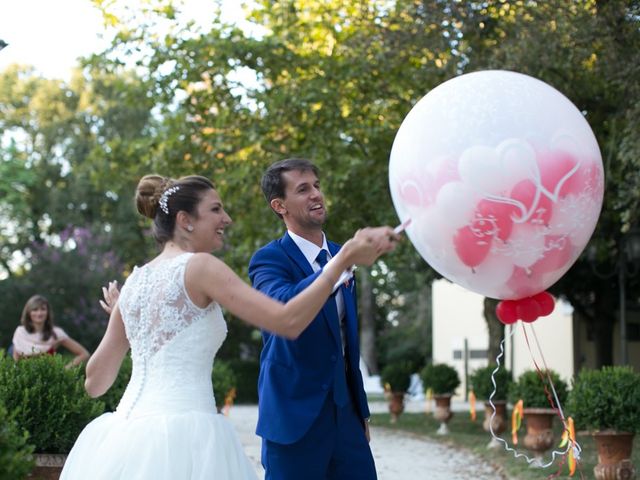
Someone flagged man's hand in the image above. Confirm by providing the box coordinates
[99,280,120,315]
[360,226,401,254]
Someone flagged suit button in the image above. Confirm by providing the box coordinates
[322,384,328,390]
[330,355,337,362]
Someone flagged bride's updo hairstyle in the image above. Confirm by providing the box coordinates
[135,174,215,245]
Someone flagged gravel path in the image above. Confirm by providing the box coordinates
[227,402,504,480]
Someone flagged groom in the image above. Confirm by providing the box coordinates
[248,158,376,479]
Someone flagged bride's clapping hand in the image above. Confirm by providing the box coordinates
[345,226,400,266]
[99,280,120,315]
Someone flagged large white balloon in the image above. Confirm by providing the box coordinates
[389,70,604,300]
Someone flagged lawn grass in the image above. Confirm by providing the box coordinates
[370,410,639,479]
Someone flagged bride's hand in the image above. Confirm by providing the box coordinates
[99,280,120,314]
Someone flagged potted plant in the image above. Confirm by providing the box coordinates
[380,361,413,423]
[509,369,568,463]
[212,359,237,413]
[0,354,104,479]
[420,363,460,434]
[470,365,512,448]
[567,366,640,480]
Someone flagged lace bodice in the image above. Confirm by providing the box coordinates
[116,253,227,418]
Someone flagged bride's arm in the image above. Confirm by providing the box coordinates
[188,256,337,339]
[187,227,397,338]
[84,304,130,398]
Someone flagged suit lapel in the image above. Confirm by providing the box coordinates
[280,232,315,277]
[279,233,342,347]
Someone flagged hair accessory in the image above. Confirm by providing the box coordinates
[159,186,180,215]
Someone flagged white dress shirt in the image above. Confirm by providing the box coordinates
[288,231,347,353]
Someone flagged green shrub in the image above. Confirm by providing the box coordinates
[567,366,640,433]
[227,359,259,404]
[212,359,237,410]
[420,363,460,395]
[469,365,512,401]
[0,402,34,480]
[509,369,568,409]
[99,354,133,413]
[381,361,413,393]
[0,354,104,453]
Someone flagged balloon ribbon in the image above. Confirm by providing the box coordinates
[469,389,476,421]
[559,416,577,476]
[511,399,524,445]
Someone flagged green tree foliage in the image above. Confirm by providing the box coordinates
[3,0,638,370]
[88,0,453,370]
[0,62,167,351]
[0,64,159,276]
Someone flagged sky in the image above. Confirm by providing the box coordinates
[0,0,245,80]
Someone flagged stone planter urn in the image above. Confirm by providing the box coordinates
[433,394,454,435]
[593,431,636,480]
[522,408,556,466]
[388,392,405,423]
[28,453,67,480]
[483,400,507,449]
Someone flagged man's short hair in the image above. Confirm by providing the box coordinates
[261,158,319,204]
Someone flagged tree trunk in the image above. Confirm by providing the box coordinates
[418,281,433,363]
[483,297,504,366]
[593,282,616,367]
[358,268,378,375]
[593,317,614,367]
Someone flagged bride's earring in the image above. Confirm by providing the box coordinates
[187,225,194,232]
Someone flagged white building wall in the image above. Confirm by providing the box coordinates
[432,279,486,398]
[432,279,574,399]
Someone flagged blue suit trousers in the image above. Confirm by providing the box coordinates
[262,393,376,480]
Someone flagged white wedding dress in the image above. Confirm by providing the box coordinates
[61,253,258,479]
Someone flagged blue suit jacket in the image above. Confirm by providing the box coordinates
[248,232,370,444]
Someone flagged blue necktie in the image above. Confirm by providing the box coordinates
[316,249,329,268]
[315,249,349,407]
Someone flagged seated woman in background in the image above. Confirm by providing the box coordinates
[12,294,90,368]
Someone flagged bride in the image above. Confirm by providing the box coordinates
[60,174,398,479]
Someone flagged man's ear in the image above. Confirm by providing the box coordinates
[270,198,287,216]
